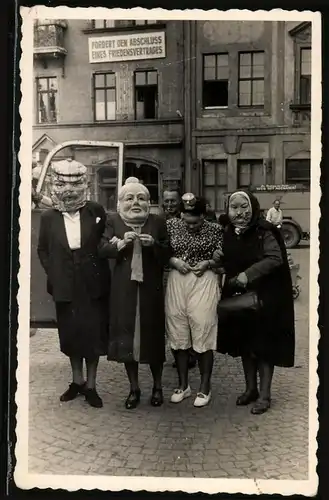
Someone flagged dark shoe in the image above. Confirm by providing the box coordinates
[85,388,103,408]
[60,382,86,402]
[236,389,259,406]
[125,389,141,409]
[251,398,271,415]
[150,388,163,407]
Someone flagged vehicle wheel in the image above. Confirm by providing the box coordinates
[292,287,300,300]
[282,222,301,249]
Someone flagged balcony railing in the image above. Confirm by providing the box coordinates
[34,20,68,58]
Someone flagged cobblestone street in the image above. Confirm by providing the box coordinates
[28,247,310,480]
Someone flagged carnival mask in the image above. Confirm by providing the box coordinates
[228,192,252,228]
[50,159,88,213]
[118,177,150,224]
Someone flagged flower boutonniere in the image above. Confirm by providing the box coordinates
[96,217,101,224]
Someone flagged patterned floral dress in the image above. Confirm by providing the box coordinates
[165,219,223,353]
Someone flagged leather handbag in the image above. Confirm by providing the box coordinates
[217,290,261,316]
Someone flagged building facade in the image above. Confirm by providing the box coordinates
[32,19,311,213]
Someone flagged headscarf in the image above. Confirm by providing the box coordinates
[50,159,88,212]
[117,178,150,283]
[228,190,254,235]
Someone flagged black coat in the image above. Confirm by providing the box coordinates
[37,201,111,302]
[218,192,295,367]
[99,213,171,364]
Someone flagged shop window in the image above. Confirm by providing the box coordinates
[238,52,265,107]
[202,160,228,211]
[300,48,311,105]
[203,54,229,108]
[285,159,310,187]
[237,160,265,189]
[93,72,116,121]
[124,161,159,204]
[134,70,158,120]
[36,77,58,124]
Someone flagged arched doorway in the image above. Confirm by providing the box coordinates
[124,160,160,205]
[95,158,161,210]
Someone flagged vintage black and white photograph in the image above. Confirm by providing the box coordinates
[16,6,321,495]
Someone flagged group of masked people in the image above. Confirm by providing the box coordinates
[36,159,295,416]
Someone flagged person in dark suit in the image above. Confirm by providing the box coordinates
[37,159,111,408]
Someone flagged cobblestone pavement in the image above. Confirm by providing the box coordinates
[28,247,310,480]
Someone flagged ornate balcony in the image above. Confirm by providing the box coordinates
[34,20,68,71]
[289,103,311,128]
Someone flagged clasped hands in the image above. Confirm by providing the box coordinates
[123,231,154,247]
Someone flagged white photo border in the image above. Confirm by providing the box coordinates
[15,6,321,496]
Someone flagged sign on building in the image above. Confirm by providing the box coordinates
[88,31,166,63]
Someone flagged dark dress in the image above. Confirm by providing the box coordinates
[217,192,295,368]
[99,213,171,364]
[37,201,111,358]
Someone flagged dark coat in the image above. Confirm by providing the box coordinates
[99,213,172,364]
[37,201,111,302]
[218,191,295,367]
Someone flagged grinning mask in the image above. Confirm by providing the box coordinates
[50,159,88,213]
[118,177,150,225]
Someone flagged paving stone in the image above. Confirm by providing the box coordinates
[28,248,310,479]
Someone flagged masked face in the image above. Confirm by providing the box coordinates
[228,193,252,228]
[119,188,150,223]
[50,173,88,212]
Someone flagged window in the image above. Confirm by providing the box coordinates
[238,52,265,107]
[93,20,115,29]
[93,73,116,121]
[203,54,229,108]
[36,77,58,124]
[93,20,157,28]
[300,48,311,104]
[124,162,159,204]
[134,71,158,120]
[285,159,310,187]
[202,160,228,211]
[237,160,265,189]
[96,164,118,211]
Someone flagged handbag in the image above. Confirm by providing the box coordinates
[217,289,261,317]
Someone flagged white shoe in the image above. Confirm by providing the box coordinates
[170,386,192,403]
[194,392,212,407]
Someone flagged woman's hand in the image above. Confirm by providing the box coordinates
[172,258,191,275]
[236,272,248,287]
[139,234,154,247]
[191,260,210,277]
[123,231,137,245]
[213,249,223,263]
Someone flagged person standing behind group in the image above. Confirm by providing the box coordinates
[215,191,295,415]
[99,178,171,410]
[37,160,111,408]
[266,200,283,229]
[166,194,223,408]
[162,189,198,370]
